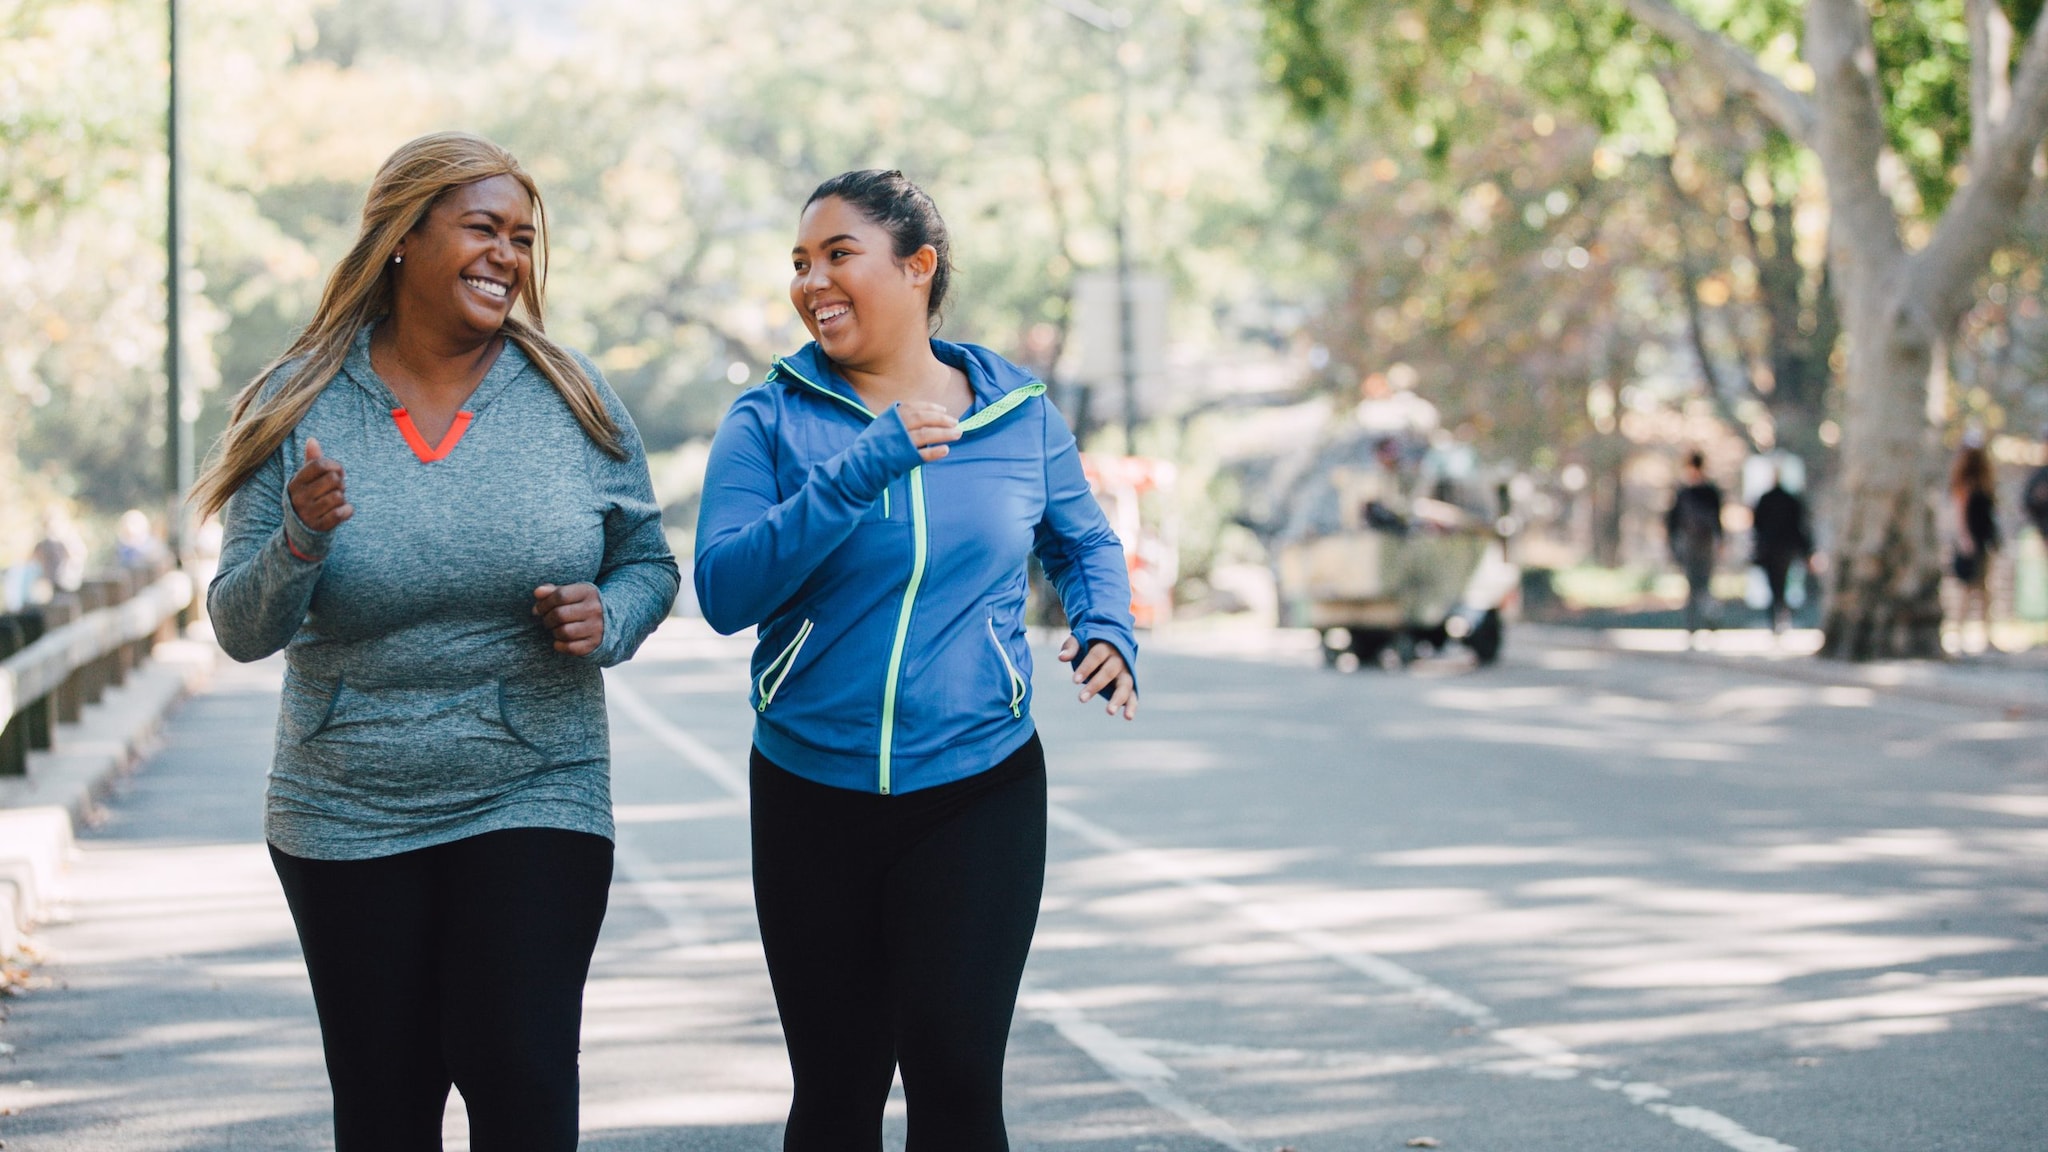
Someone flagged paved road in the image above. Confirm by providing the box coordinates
[2,623,2044,1150]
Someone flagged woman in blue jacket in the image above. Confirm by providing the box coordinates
[695,169,1138,1150]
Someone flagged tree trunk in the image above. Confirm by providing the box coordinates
[1818,288,1947,659]
[1622,0,2048,660]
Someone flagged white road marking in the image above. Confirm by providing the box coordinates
[608,676,749,802]
[607,677,1250,1149]
[609,672,1801,1152]
[1047,804,1498,1023]
[1046,802,1805,1152]
[1021,987,1257,1152]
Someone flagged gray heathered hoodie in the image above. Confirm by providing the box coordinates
[209,324,679,860]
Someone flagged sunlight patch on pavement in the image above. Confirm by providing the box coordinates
[1932,791,2048,819]
[1022,986,1258,1152]
[613,799,748,824]
[1370,844,1651,868]
[1551,976,2048,1052]
[582,1089,791,1128]
[1046,803,1817,1152]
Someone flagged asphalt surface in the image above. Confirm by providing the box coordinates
[1,622,2043,1150]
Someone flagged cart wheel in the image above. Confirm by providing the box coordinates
[1350,629,1391,666]
[1466,609,1504,666]
[1389,630,1418,668]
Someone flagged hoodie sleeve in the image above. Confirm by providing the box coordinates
[207,435,332,664]
[1031,400,1139,689]
[694,389,926,635]
[577,358,681,668]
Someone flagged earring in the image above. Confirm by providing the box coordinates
[393,254,403,264]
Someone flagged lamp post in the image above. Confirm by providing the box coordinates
[1042,0,1138,452]
[164,0,190,557]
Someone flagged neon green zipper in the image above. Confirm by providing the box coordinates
[877,466,927,794]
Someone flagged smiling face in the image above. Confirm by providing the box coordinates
[789,195,935,369]
[392,174,534,340]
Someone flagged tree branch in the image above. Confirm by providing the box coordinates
[1620,0,1818,145]
[1914,6,2048,336]
[1658,154,1764,453]
[1968,0,2016,163]
[1805,0,1908,312]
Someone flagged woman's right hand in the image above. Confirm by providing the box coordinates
[899,401,961,463]
[288,438,354,532]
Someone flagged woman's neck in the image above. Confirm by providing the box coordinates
[836,336,951,413]
[375,314,500,399]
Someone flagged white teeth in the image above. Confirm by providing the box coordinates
[815,305,849,322]
[464,277,509,299]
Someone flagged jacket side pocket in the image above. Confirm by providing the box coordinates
[756,618,815,713]
[986,616,1026,719]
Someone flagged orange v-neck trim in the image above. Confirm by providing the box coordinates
[392,408,473,463]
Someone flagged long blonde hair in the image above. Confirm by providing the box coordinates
[191,131,622,519]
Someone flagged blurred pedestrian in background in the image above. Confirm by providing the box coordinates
[193,131,677,1151]
[1950,437,2001,650]
[114,509,168,572]
[1666,449,1724,637]
[32,507,86,599]
[2025,425,2048,543]
[2023,425,2048,647]
[1750,469,1812,634]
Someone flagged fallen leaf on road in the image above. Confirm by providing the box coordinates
[1407,1139,1443,1148]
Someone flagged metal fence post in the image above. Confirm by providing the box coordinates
[77,582,110,705]
[47,594,83,724]
[0,616,27,776]
[113,570,140,679]
[16,610,53,751]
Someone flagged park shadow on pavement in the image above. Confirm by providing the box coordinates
[2,626,2044,1150]
[0,659,333,1150]
[1017,639,2048,1151]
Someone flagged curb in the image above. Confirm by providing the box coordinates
[1519,624,2048,717]
[0,639,215,960]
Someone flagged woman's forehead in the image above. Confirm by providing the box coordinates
[795,196,878,244]
[440,174,533,219]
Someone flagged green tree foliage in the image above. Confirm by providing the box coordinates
[1264,0,2037,211]
[4,0,1317,564]
[1,0,180,556]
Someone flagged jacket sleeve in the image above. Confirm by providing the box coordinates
[579,361,681,668]
[693,390,925,635]
[207,438,333,664]
[1031,401,1139,689]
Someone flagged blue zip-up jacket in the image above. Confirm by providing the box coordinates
[694,339,1137,795]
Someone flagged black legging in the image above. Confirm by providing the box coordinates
[751,733,1048,1152]
[270,827,613,1152]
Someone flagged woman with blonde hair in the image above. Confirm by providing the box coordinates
[196,131,677,1149]
[1949,438,2001,649]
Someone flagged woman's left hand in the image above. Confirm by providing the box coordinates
[534,583,605,656]
[1057,636,1138,721]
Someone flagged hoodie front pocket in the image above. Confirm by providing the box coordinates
[756,619,815,713]
[986,616,1027,719]
[294,675,543,787]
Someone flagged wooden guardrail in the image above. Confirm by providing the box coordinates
[0,568,193,776]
